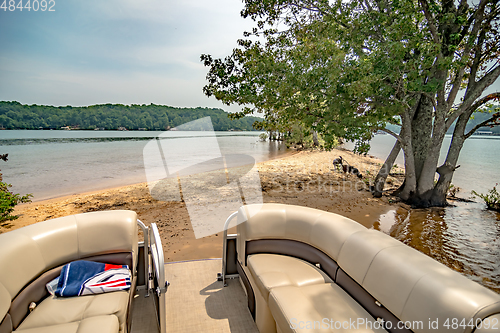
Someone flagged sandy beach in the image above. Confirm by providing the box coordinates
[6,149,403,262]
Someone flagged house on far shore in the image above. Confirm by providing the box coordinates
[61,126,71,130]
[476,131,493,135]
[118,127,128,131]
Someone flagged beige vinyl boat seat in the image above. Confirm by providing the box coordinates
[269,284,387,333]
[0,210,138,333]
[235,204,500,333]
[15,290,129,332]
[247,254,387,332]
[247,254,332,302]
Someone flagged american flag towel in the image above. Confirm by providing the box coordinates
[55,260,131,297]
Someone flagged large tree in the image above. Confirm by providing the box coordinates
[202,0,500,207]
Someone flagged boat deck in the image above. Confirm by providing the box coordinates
[131,259,258,333]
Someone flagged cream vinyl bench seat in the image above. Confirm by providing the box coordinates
[223,204,500,333]
[0,210,139,333]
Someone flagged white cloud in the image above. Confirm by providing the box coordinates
[0,54,241,112]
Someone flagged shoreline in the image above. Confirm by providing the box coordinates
[21,148,299,204]
[8,148,399,262]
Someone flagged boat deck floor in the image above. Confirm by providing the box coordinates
[131,259,259,333]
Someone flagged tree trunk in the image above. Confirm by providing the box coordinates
[415,93,449,202]
[415,128,447,202]
[430,113,467,205]
[397,114,418,201]
[399,143,418,201]
[410,96,433,181]
[312,130,319,146]
[394,95,445,206]
[373,140,401,197]
[393,93,452,206]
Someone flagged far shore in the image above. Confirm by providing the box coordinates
[8,149,402,262]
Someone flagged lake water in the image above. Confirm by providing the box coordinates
[0,130,288,201]
[352,134,500,195]
[346,134,500,293]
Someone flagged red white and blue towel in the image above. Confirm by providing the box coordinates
[54,260,131,297]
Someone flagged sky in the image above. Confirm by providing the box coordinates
[0,1,498,113]
[0,0,254,112]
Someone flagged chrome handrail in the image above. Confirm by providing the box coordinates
[150,223,166,293]
[150,223,167,333]
[221,211,238,286]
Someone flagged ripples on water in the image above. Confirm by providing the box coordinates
[0,134,262,146]
[376,202,500,293]
[0,130,289,201]
[352,134,500,293]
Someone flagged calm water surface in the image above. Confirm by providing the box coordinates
[350,135,500,293]
[0,130,288,201]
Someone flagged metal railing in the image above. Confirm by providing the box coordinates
[135,220,167,333]
[220,211,238,286]
[150,223,167,333]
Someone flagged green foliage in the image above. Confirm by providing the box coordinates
[472,185,500,211]
[258,133,268,141]
[447,184,460,198]
[0,102,262,132]
[0,171,32,222]
[201,0,438,152]
[202,0,500,206]
[284,123,334,149]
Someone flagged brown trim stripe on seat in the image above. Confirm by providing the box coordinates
[0,314,12,333]
[330,268,413,333]
[245,239,412,333]
[246,239,339,281]
[236,261,255,319]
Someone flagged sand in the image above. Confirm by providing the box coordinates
[5,148,404,262]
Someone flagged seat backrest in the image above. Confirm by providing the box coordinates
[0,210,138,323]
[236,203,366,266]
[237,203,500,333]
[338,228,500,333]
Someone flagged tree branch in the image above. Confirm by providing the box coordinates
[446,66,500,129]
[466,91,500,114]
[379,128,402,142]
[472,65,500,100]
[465,112,500,139]
[419,0,440,45]
[465,0,490,91]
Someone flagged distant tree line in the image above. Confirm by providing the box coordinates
[0,101,262,131]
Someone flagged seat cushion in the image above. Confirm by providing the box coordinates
[15,315,119,333]
[16,291,129,332]
[269,284,388,333]
[247,254,332,302]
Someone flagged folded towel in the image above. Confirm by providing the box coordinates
[54,260,131,297]
[46,276,59,296]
